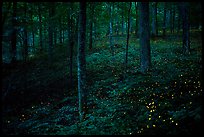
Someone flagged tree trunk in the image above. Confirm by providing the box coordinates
[38,4,43,51]
[155,2,158,36]
[62,29,65,43]
[135,2,138,36]
[180,2,190,54]
[11,2,17,63]
[78,1,87,122]
[172,4,175,33]
[69,2,73,90]
[129,9,133,34]
[23,3,28,62]
[115,3,119,36]
[109,3,114,57]
[48,3,54,61]
[30,4,35,52]
[139,2,151,73]
[163,2,167,37]
[59,16,63,44]
[53,3,57,46]
[89,3,94,50]
[125,2,132,70]
[121,3,124,35]
[151,2,157,37]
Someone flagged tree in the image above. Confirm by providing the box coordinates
[48,3,54,61]
[163,2,167,37]
[179,2,190,54]
[125,2,131,70]
[23,2,28,62]
[109,3,114,57]
[121,2,125,35]
[171,4,175,33]
[38,3,43,51]
[151,2,157,37]
[69,2,74,91]
[78,1,87,122]
[89,2,95,50]
[115,2,119,36]
[59,15,63,44]
[138,2,151,73]
[53,4,57,47]
[30,4,35,52]
[11,2,17,63]
[135,2,139,36]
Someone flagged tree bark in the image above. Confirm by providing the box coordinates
[121,3,124,35]
[125,2,132,70]
[163,2,167,37]
[135,2,138,36]
[172,4,175,34]
[48,3,54,61]
[89,3,94,50]
[11,2,17,63]
[179,2,190,54]
[23,3,28,62]
[139,2,151,73]
[78,1,87,122]
[30,4,35,52]
[59,16,63,44]
[53,3,57,46]
[151,2,157,37]
[109,3,114,57]
[38,4,43,51]
[69,2,74,90]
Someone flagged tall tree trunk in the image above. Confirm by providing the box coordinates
[11,2,17,63]
[59,16,63,44]
[172,4,175,34]
[109,3,114,57]
[53,3,57,47]
[23,3,28,62]
[78,1,87,122]
[155,2,158,36]
[125,2,132,70]
[48,3,54,61]
[179,2,190,54]
[30,4,35,52]
[69,2,73,90]
[32,29,35,52]
[163,2,167,37]
[38,4,43,51]
[121,3,124,35]
[135,2,138,36]
[129,7,133,34]
[139,2,151,73]
[151,2,157,37]
[115,3,119,36]
[89,3,94,50]
[170,6,173,34]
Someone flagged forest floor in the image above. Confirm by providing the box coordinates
[2,30,203,135]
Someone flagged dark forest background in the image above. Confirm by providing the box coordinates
[2,2,202,135]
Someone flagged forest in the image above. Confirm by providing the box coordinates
[1,1,203,135]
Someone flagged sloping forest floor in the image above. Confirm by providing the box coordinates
[2,30,203,135]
